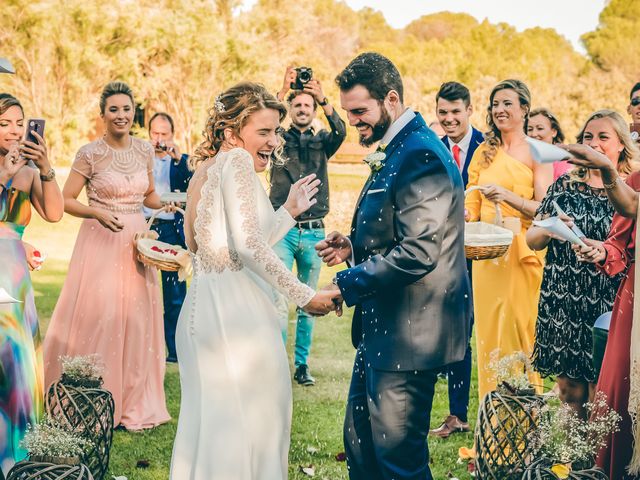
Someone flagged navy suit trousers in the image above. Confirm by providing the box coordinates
[151,221,187,359]
[344,344,438,480]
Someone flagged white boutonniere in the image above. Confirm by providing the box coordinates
[363,143,387,172]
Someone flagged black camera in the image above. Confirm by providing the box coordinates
[290,67,313,90]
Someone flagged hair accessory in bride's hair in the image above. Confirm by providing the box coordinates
[214,94,226,113]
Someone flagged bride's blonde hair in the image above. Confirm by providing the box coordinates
[191,82,287,171]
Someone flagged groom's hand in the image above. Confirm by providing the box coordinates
[316,231,352,266]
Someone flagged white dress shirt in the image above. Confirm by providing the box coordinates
[143,154,174,220]
[448,126,473,173]
[380,108,416,147]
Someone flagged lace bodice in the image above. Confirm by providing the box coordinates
[72,138,153,214]
[191,148,314,308]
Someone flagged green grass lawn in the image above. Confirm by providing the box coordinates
[24,170,477,479]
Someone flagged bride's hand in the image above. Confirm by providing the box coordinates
[303,289,339,316]
[283,174,320,218]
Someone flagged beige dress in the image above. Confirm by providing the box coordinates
[43,137,170,430]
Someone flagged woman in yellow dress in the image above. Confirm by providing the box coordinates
[465,79,553,400]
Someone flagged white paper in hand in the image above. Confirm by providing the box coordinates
[533,216,588,247]
[0,287,21,304]
[552,200,586,238]
[527,137,570,164]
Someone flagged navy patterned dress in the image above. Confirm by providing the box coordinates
[532,174,622,383]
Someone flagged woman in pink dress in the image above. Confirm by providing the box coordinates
[527,107,570,180]
[43,82,171,430]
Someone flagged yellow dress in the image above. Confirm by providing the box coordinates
[465,144,544,400]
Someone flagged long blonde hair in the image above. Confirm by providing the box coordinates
[191,82,287,171]
[482,79,531,167]
[570,109,640,182]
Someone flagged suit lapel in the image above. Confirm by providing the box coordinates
[349,114,426,234]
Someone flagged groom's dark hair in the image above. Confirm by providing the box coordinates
[335,52,404,103]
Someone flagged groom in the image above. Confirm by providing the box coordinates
[316,52,471,479]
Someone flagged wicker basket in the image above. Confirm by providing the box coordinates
[136,207,187,272]
[464,187,514,260]
[522,458,608,479]
[45,380,114,480]
[474,388,547,479]
[6,460,94,480]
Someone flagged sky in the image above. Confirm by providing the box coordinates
[241,0,605,53]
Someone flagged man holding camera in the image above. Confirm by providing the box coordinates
[271,66,346,386]
[143,112,192,363]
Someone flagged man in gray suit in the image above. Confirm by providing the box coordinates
[316,52,471,480]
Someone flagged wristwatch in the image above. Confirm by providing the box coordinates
[318,97,329,106]
[40,168,56,182]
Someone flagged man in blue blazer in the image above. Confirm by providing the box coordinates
[144,112,192,363]
[317,53,471,480]
[430,82,484,439]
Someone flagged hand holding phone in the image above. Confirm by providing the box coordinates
[20,119,50,172]
[25,119,45,145]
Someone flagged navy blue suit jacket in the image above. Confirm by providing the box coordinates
[169,154,192,244]
[336,113,472,371]
[441,127,484,187]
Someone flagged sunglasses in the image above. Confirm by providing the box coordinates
[631,97,640,107]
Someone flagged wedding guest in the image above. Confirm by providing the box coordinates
[43,82,172,431]
[143,112,192,363]
[428,120,446,137]
[465,79,553,400]
[0,93,63,474]
[527,107,569,179]
[430,81,483,439]
[628,82,640,126]
[271,67,346,386]
[527,110,634,418]
[567,136,640,479]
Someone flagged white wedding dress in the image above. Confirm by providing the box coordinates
[170,148,315,480]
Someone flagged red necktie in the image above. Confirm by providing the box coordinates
[452,144,461,168]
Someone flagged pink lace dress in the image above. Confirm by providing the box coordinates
[43,137,170,430]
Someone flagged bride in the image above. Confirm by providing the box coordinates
[170,82,340,479]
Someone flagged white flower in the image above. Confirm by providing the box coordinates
[21,417,91,458]
[60,354,104,382]
[363,151,386,172]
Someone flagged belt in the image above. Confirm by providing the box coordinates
[150,218,175,225]
[296,219,324,229]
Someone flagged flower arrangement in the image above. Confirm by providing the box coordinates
[488,350,533,394]
[60,354,104,387]
[529,392,620,472]
[21,417,91,459]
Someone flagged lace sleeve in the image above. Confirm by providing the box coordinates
[221,149,315,307]
[265,206,296,246]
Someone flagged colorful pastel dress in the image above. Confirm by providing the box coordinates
[43,138,170,430]
[0,179,43,475]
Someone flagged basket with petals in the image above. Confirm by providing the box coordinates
[135,208,192,279]
[464,187,514,260]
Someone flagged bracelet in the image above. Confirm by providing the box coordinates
[40,168,56,182]
[603,175,619,190]
[318,97,329,106]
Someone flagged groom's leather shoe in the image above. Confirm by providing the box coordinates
[429,415,470,439]
[294,365,315,386]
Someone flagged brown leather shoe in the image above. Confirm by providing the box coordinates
[429,415,470,439]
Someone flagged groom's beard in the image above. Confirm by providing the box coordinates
[358,106,392,147]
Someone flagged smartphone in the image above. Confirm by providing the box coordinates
[630,123,640,143]
[25,118,45,145]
